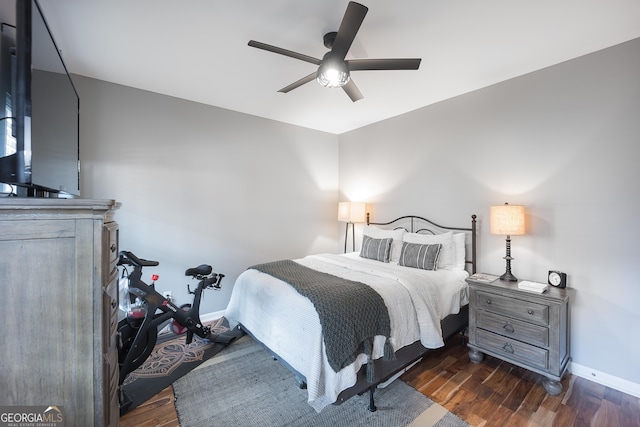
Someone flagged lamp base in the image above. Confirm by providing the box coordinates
[500,235,518,281]
[499,271,518,282]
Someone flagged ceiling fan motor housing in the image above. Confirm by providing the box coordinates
[323,32,338,49]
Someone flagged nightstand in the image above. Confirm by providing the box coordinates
[466,276,574,395]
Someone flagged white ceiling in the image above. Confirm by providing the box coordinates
[38,0,640,135]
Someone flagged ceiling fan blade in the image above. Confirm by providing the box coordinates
[248,40,321,66]
[347,58,422,71]
[342,79,363,102]
[331,2,368,60]
[278,72,317,93]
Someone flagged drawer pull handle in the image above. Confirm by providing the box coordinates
[110,244,117,253]
[503,322,515,333]
[502,342,514,354]
[527,309,534,315]
[111,299,117,309]
[486,299,492,305]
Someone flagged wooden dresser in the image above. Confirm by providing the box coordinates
[466,277,573,395]
[0,198,120,426]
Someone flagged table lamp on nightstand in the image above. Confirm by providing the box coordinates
[490,202,525,281]
[338,201,366,253]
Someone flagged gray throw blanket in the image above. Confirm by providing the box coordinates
[249,259,395,381]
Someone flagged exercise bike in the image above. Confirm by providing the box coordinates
[117,251,235,410]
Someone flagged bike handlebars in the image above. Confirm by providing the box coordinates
[118,251,159,267]
[203,275,224,289]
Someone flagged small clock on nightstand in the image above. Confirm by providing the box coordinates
[548,270,567,288]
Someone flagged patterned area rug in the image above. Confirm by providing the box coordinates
[119,317,243,415]
[173,335,470,427]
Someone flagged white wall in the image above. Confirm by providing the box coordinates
[338,39,640,392]
[75,76,340,313]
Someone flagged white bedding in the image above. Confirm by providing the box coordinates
[224,252,469,412]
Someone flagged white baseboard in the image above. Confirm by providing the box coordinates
[570,362,640,398]
[201,310,225,323]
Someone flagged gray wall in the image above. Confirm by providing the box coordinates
[339,38,640,389]
[76,38,639,394]
[75,76,339,313]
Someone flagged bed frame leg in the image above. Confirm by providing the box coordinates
[294,376,307,389]
[368,386,377,412]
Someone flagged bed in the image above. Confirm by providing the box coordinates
[225,213,477,412]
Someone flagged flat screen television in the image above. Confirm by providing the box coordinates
[0,0,80,197]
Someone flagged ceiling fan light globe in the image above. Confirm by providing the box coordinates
[317,69,350,88]
[316,60,350,88]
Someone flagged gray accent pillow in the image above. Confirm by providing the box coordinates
[359,236,393,263]
[398,242,442,270]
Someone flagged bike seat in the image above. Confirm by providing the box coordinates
[185,264,212,277]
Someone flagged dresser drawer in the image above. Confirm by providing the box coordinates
[477,290,549,326]
[477,311,549,347]
[103,275,119,353]
[104,221,119,270]
[476,329,549,370]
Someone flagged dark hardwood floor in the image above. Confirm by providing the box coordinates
[402,336,640,426]
[120,386,179,427]
[120,335,640,426]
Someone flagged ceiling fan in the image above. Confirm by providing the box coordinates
[248,1,421,102]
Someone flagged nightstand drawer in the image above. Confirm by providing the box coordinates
[477,311,549,347]
[477,290,549,325]
[476,329,548,370]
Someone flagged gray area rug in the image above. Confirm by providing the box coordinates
[173,335,470,427]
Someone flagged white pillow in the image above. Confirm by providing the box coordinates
[363,225,405,263]
[453,233,466,270]
[403,231,454,270]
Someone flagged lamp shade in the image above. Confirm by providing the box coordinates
[338,202,366,223]
[490,204,525,236]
